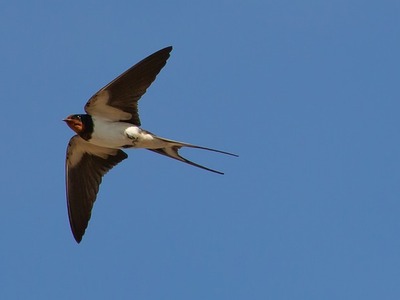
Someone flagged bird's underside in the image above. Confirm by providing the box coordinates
[64,46,237,243]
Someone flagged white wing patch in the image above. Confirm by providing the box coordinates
[85,90,132,122]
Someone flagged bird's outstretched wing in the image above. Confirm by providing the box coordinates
[65,135,128,243]
[84,46,173,126]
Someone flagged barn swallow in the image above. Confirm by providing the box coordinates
[64,46,237,243]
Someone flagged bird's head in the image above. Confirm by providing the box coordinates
[63,114,85,134]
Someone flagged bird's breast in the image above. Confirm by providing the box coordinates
[89,118,133,149]
[89,118,166,149]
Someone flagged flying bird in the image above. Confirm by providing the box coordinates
[64,46,237,243]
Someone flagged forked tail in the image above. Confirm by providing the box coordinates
[147,137,238,175]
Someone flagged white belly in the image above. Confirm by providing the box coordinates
[89,117,166,149]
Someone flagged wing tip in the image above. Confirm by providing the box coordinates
[70,223,85,243]
[74,235,83,244]
[153,46,173,57]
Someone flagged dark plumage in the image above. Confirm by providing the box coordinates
[64,46,237,243]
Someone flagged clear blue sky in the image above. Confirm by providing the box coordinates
[1,1,399,299]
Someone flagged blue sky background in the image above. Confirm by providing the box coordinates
[1,1,399,299]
